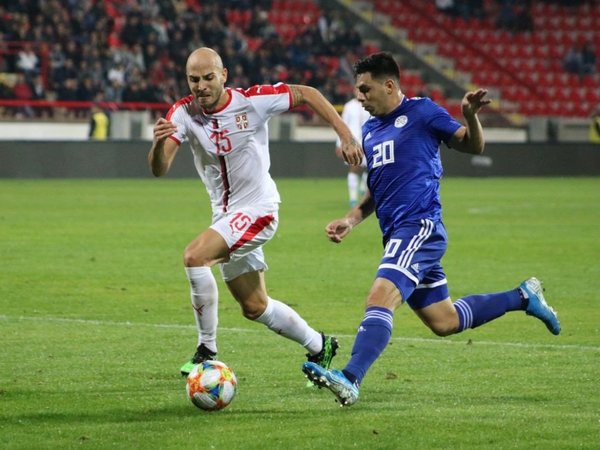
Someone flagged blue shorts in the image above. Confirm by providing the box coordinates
[376,219,449,310]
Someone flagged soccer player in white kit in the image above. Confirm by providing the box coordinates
[148,47,363,376]
[335,97,370,207]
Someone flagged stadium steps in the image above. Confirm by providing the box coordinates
[333,0,599,121]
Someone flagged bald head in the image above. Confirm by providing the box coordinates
[187,47,224,72]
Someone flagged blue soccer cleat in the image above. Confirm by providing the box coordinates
[520,277,561,335]
[302,362,359,406]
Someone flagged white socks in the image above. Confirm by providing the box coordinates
[184,269,322,356]
[348,172,360,203]
[360,171,367,196]
[255,297,323,355]
[348,172,368,203]
[185,266,219,353]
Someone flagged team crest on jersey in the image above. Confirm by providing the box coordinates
[235,113,249,130]
[395,115,408,128]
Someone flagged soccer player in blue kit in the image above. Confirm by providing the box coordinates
[303,52,561,407]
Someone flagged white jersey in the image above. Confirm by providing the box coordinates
[167,84,292,213]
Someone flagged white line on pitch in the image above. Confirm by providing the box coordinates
[1,314,598,352]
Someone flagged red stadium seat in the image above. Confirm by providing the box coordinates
[388,0,600,118]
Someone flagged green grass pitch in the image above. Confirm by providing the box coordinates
[1,177,598,449]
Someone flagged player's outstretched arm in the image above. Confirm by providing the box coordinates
[449,88,491,155]
[326,189,375,243]
[288,84,364,166]
[148,118,180,177]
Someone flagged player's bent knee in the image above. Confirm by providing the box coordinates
[426,318,460,337]
[183,247,210,267]
[240,303,265,320]
[233,292,268,321]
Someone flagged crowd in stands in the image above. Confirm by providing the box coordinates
[436,0,595,33]
[0,0,365,119]
[434,0,599,116]
[563,40,598,78]
[0,0,598,122]
[438,0,598,79]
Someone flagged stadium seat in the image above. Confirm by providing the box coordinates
[372,0,600,118]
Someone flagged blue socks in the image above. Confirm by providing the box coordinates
[454,288,525,331]
[342,289,525,384]
[343,306,394,385]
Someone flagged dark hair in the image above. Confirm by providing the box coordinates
[353,52,400,82]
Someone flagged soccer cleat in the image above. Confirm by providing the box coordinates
[302,362,359,406]
[180,343,217,376]
[305,334,339,387]
[306,334,339,369]
[519,277,561,335]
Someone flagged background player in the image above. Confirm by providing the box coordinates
[148,47,363,376]
[303,52,560,406]
[335,95,370,207]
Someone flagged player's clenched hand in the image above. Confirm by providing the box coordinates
[340,138,364,167]
[325,218,353,243]
[153,118,178,142]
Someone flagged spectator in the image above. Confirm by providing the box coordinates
[495,2,516,31]
[581,40,597,75]
[436,0,458,16]
[0,78,13,108]
[16,42,39,80]
[514,5,533,32]
[0,42,8,73]
[120,11,145,46]
[104,78,124,103]
[122,80,145,103]
[563,45,584,75]
[51,58,78,90]
[142,42,160,70]
[149,15,169,46]
[88,103,110,140]
[29,73,52,118]
[85,60,106,91]
[49,42,66,79]
[247,7,275,39]
[12,73,34,118]
[107,61,126,87]
[138,79,162,103]
[76,77,98,103]
[56,78,79,101]
[458,0,487,20]
[63,41,81,65]
[563,41,596,78]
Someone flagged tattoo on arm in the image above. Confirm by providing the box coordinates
[289,85,304,108]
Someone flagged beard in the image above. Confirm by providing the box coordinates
[196,86,224,112]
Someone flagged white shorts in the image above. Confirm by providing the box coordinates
[210,205,279,281]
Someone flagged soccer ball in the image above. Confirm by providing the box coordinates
[186,360,237,411]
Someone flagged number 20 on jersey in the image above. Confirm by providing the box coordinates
[372,140,395,168]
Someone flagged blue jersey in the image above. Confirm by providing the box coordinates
[362,96,462,243]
